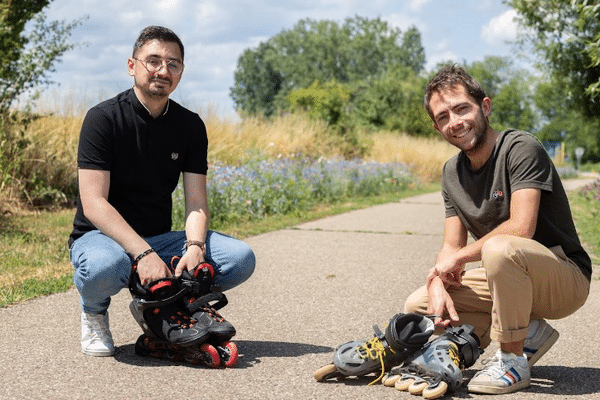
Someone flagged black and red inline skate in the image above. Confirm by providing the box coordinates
[129,258,238,368]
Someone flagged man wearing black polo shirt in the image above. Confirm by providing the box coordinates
[69,26,255,356]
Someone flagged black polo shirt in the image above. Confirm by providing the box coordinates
[68,88,208,247]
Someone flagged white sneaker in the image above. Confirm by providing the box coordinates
[468,350,530,394]
[523,319,559,367]
[81,311,115,356]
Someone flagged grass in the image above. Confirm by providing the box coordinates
[0,209,74,306]
[569,179,600,272]
[0,183,438,308]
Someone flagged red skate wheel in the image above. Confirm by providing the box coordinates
[199,343,220,368]
[219,341,239,368]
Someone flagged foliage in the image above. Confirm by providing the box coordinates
[0,1,85,114]
[507,0,600,161]
[230,16,425,117]
[462,56,537,133]
[573,0,600,100]
[287,80,351,126]
[172,156,417,231]
[0,208,73,307]
[351,66,432,135]
[571,179,600,272]
[0,1,84,209]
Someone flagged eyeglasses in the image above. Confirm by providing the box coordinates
[133,57,184,76]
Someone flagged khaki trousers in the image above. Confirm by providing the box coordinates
[404,235,590,348]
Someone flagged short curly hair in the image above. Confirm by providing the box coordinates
[423,65,486,120]
[132,25,184,61]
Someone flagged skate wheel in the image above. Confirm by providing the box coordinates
[313,363,342,381]
[218,341,239,368]
[199,343,220,368]
[134,335,155,356]
[395,375,415,391]
[408,379,428,395]
[381,373,400,387]
[422,381,448,400]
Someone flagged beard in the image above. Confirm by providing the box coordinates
[456,109,489,154]
[135,75,173,98]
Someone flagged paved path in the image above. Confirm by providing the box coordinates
[1,178,598,400]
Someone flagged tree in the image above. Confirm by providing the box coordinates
[231,16,425,116]
[465,57,537,133]
[0,0,85,208]
[0,0,85,115]
[574,0,600,99]
[507,0,600,161]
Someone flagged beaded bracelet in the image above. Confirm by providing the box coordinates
[132,248,155,266]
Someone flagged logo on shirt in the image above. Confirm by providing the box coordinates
[492,190,504,199]
[171,152,179,160]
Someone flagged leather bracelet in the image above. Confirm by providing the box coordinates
[186,240,205,251]
[132,248,155,266]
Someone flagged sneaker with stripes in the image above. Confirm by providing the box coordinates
[524,319,559,367]
[468,350,530,394]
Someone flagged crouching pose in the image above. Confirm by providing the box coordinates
[314,65,591,397]
[404,65,591,395]
[68,26,255,363]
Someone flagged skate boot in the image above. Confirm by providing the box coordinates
[178,258,239,368]
[128,272,210,346]
[129,270,223,368]
[385,324,482,400]
[313,313,435,384]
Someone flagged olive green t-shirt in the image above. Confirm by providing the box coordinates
[442,129,591,281]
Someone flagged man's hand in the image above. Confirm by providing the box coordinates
[431,256,464,289]
[136,252,172,286]
[427,275,460,328]
[173,245,205,277]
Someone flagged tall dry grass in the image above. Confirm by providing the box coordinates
[201,106,456,181]
[368,131,458,182]
[13,106,456,210]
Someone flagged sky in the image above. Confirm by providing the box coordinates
[38,0,523,117]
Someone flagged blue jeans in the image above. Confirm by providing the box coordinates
[70,230,255,314]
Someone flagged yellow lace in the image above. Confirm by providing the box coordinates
[357,336,396,385]
[448,342,463,369]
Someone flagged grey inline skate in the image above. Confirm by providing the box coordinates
[313,313,435,384]
[382,324,482,399]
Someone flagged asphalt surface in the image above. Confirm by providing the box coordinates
[1,176,599,400]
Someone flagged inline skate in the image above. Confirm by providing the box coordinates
[382,324,482,399]
[129,258,238,368]
[313,313,435,384]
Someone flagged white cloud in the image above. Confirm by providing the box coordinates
[481,9,518,45]
[38,0,529,116]
[408,0,432,12]
[386,12,424,32]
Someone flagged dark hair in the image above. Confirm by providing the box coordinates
[132,26,184,61]
[423,65,486,120]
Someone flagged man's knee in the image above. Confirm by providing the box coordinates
[481,235,523,277]
[74,247,131,291]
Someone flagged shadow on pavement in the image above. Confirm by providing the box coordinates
[113,339,333,369]
[526,366,600,396]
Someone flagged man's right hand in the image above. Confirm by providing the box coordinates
[135,252,172,286]
[427,275,460,328]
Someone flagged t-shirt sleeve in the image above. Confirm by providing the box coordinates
[77,107,114,171]
[181,114,208,175]
[507,134,553,193]
[441,160,458,218]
